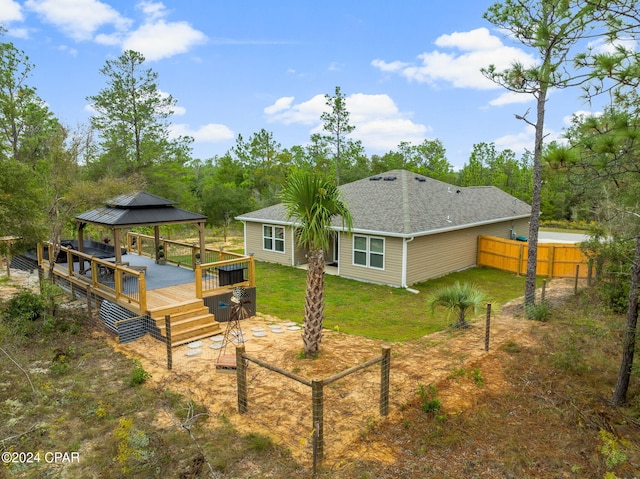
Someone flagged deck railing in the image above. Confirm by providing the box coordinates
[126,232,250,270]
[40,235,254,312]
[38,243,147,313]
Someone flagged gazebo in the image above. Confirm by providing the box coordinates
[74,192,207,264]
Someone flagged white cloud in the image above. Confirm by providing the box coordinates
[137,0,166,22]
[372,27,537,90]
[493,124,562,154]
[263,97,294,115]
[489,91,535,107]
[0,0,23,23]
[170,123,235,143]
[562,109,603,126]
[265,92,429,153]
[493,125,535,154]
[122,19,207,61]
[25,0,131,41]
[24,0,206,60]
[264,94,326,125]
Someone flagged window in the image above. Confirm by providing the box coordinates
[353,235,384,269]
[263,225,285,252]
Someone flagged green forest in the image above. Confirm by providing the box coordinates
[1,23,630,250]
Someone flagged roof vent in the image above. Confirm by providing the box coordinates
[369,176,382,181]
[415,176,426,182]
[383,176,397,181]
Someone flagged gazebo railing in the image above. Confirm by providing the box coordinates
[126,232,250,270]
[38,243,147,313]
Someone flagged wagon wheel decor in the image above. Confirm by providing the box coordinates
[215,287,252,370]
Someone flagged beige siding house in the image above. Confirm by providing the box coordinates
[237,169,531,288]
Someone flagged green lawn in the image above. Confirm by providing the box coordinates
[254,262,543,342]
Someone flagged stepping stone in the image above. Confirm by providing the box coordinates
[287,326,301,331]
[251,327,266,332]
[188,341,204,348]
[268,324,282,329]
[232,337,247,344]
[210,343,224,350]
[282,321,296,327]
[185,349,202,356]
[253,331,268,338]
[271,328,284,334]
[211,335,224,342]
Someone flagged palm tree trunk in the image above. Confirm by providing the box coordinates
[303,249,325,357]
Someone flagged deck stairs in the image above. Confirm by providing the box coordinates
[148,298,221,347]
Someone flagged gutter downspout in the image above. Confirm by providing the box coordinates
[402,236,415,289]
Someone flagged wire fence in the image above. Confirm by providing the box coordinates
[236,345,391,470]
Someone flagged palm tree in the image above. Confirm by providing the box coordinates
[430,282,487,329]
[281,171,353,357]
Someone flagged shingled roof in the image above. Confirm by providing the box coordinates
[75,191,206,228]
[237,169,531,238]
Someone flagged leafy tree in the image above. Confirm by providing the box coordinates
[559,106,640,405]
[86,50,193,195]
[458,142,533,201]
[430,282,488,329]
[482,0,622,309]
[0,38,57,167]
[280,171,353,357]
[321,86,356,185]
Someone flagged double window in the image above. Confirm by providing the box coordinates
[353,235,384,269]
[263,225,285,252]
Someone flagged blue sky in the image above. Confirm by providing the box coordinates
[1,0,607,169]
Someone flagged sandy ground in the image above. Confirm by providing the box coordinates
[1,266,579,465]
[112,278,579,465]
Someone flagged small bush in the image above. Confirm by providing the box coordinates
[417,383,441,415]
[245,432,274,452]
[5,290,45,322]
[525,301,551,321]
[128,360,151,387]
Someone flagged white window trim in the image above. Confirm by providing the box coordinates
[262,224,286,253]
[352,234,385,270]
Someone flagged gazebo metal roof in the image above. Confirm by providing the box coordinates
[75,192,206,228]
[74,191,208,264]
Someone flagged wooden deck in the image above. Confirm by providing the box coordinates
[146,282,201,310]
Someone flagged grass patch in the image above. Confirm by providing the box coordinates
[256,262,541,341]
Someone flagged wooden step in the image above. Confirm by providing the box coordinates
[158,314,215,335]
[148,299,206,320]
[170,323,222,346]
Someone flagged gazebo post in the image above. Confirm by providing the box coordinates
[198,222,206,263]
[77,223,86,273]
[113,228,122,264]
[154,226,161,261]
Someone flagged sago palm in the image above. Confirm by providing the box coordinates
[281,171,352,357]
[430,282,487,329]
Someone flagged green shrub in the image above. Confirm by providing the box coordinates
[128,360,151,387]
[525,301,551,321]
[417,383,441,415]
[5,290,45,322]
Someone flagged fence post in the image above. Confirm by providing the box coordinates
[86,286,92,316]
[575,264,580,295]
[541,279,547,303]
[312,379,324,466]
[380,346,391,417]
[165,314,172,370]
[484,303,492,352]
[236,345,248,414]
[587,259,593,287]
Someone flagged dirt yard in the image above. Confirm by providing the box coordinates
[0,265,579,467]
[108,277,578,465]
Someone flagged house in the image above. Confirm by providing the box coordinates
[236,169,531,288]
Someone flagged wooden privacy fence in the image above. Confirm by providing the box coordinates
[235,345,391,470]
[477,235,593,279]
